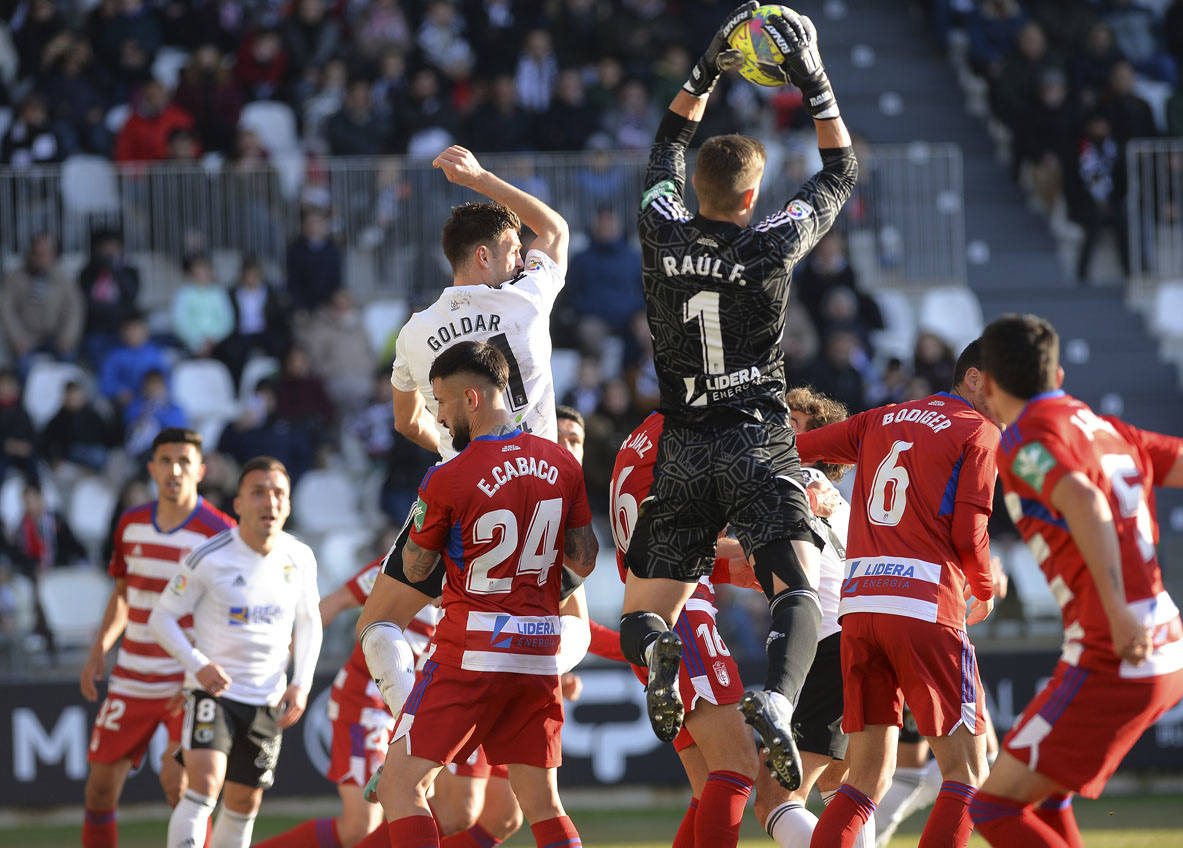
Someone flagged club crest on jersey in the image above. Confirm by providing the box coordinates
[713,661,730,686]
[412,496,427,531]
[1013,441,1057,491]
[282,561,296,583]
[787,199,814,220]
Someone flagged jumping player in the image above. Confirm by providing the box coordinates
[970,313,1183,847]
[375,340,597,848]
[800,342,1000,848]
[79,428,235,848]
[618,2,857,795]
[150,457,322,848]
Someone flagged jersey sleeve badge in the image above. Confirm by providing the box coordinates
[412,495,428,531]
[642,179,677,210]
[1012,441,1057,491]
[787,199,815,220]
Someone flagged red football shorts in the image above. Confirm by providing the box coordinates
[88,693,184,766]
[393,660,562,769]
[452,745,510,780]
[325,692,394,786]
[631,601,745,753]
[840,612,984,737]
[1004,661,1183,797]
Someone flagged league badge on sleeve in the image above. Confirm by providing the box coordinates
[412,496,427,531]
[787,199,814,220]
[168,574,187,596]
[1013,441,1057,492]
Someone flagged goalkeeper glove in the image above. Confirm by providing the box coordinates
[763,12,840,119]
[684,1,759,97]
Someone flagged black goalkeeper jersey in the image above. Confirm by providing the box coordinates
[638,115,858,426]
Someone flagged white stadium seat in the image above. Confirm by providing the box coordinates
[1150,281,1183,341]
[0,473,63,536]
[239,101,300,156]
[151,47,190,91]
[1001,541,1060,620]
[870,288,917,362]
[172,359,239,424]
[917,285,984,355]
[239,355,279,404]
[363,299,409,356]
[68,476,118,547]
[37,566,111,649]
[316,528,375,593]
[550,349,581,403]
[61,155,120,218]
[291,469,365,535]
[23,360,89,430]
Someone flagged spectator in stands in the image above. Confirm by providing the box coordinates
[346,367,396,460]
[550,0,613,69]
[299,56,349,150]
[1067,112,1130,281]
[561,357,605,419]
[816,285,883,354]
[538,68,601,151]
[95,0,163,72]
[301,289,375,413]
[171,253,234,357]
[100,475,151,568]
[1025,0,1096,58]
[515,28,558,113]
[327,76,390,156]
[600,78,658,150]
[99,312,169,411]
[214,255,292,386]
[1169,0,1183,71]
[794,230,864,330]
[911,331,957,392]
[1012,68,1079,209]
[624,310,661,414]
[275,345,334,430]
[1104,0,1177,84]
[42,381,116,474]
[114,79,195,163]
[1069,21,1124,111]
[809,329,869,415]
[164,126,201,161]
[0,369,39,485]
[286,204,343,312]
[10,483,87,577]
[173,43,243,155]
[966,0,1028,79]
[218,377,312,482]
[379,427,437,520]
[991,20,1061,131]
[234,26,288,102]
[283,0,342,78]
[0,92,68,167]
[351,0,411,60]
[371,47,408,121]
[563,206,644,335]
[1168,66,1183,136]
[463,74,532,152]
[416,0,475,80]
[1100,60,1158,143]
[582,376,637,505]
[36,35,114,158]
[392,66,456,154]
[11,0,68,79]
[122,369,186,458]
[0,233,85,372]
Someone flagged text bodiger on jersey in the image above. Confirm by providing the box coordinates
[477,451,562,498]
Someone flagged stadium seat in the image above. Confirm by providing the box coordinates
[551,348,580,403]
[151,47,189,91]
[870,288,917,362]
[104,103,130,134]
[239,101,299,156]
[67,476,117,549]
[1150,281,1183,341]
[273,150,306,201]
[239,355,279,403]
[61,155,120,219]
[23,360,89,430]
[363,299,408,356]
[1000,541,1061,621]
[316,528,375,593]
[37,566,110,650]
[7,573,37,637]
[291,469,365,535]
[917,286,984,355]
[172,359,239,425]
[0,472,63,536]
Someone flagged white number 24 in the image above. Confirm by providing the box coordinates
[468,498,563,594]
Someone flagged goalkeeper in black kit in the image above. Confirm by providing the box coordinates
[618,0,858,795]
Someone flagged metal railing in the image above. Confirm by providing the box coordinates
[0,143,965,298]
[1127,139,1183,290]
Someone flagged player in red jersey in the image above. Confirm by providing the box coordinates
[969,314,1183,847]
[800,341,1000,848]
[79,428,235,848]
[610,410,759,848]
[374,340,597,848]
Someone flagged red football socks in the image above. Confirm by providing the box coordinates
[1036,794,1084,848]
[673,797,699,848]
[389,814,442,848]
[810,784,876,848]
[529,815,581,848]
[83,807,117,848]
[695,771,753,848]
[254,817,341,848]
[969,791,1071,847]
[919,781,975,848]
[354,825,394,848]
[440,823,501,848]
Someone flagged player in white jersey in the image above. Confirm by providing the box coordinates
[150,457,322,848]
[357,143,569,747]
[80,427,235,848]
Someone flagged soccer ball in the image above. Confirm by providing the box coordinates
[727,4,795,87]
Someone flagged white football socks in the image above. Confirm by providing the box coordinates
[211,807,256,848]
[168,789,215,848]
[765,801,818,847]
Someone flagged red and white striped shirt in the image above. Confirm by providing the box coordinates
[108,499,235,699]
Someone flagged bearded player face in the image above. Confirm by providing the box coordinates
[432,375,475,452]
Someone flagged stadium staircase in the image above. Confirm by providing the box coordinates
[799,0,1183,588]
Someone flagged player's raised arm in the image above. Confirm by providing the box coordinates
[392,385,441,454]
[433,145,569,272]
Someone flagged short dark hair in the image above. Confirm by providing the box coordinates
[151,427,203,457]
[440,202,521,271]
[979,313,1060,400]
[785,386,851,482]
[428,340,509,391]
[555,405,584,429]
[695,134,766,212]
[951,338,982,391]
[236,456,290,491]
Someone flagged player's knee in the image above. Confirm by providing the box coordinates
[753,538,815,597]
[433,788,482,835]
[481,798,524,841]
[84,770,120,810]
[619,610,668,667]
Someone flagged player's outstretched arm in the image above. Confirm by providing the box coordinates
[433,145,570,272]
[319,581,361,629]
[563,524,598,577]
[80,578,130,701]
[393,386,442,455]
[1050,471,1152,665]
